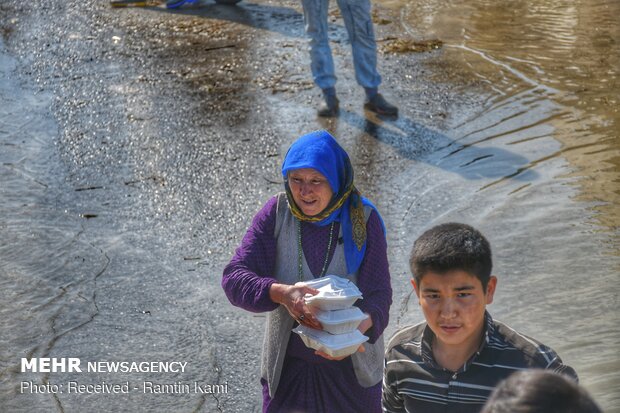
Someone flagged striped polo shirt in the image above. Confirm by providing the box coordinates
[382,312,577,413]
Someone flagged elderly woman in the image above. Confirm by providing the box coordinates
[222,130,392,412]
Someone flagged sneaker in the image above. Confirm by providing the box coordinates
[317,95,340,118]
[364,93,398,117]
[166,0,198,9]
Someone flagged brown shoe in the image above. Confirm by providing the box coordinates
[364,93,398,117]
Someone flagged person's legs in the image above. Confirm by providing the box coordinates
[337,0,398,116]
[301,0,336,91]
[336,0,380,89]
[301,0,340,116]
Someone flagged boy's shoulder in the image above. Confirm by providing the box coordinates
[488,317,577,379]
[385,321,427,356]
[491,318,553,361]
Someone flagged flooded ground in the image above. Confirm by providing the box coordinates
[0,0,618,412]
[395,0,619,234]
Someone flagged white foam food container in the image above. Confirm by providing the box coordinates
[315,307,369,335]
[303,275,363,310]
[293,325,369,358]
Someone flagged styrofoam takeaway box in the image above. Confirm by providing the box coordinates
[293,325,369,358]
[315,307,368,335]
[303,275,363,310]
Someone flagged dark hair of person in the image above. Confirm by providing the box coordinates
[409,222,492,290]
[481,370,602,413]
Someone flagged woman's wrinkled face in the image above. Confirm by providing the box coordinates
[288,168,334,217]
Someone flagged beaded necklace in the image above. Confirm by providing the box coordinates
[297,220,335,282]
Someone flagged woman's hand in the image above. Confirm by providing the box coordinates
[269,282,322,330]
[357,312,373,335]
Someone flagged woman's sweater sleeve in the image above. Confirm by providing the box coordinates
[356,209,392,343]
[221,196,280,313]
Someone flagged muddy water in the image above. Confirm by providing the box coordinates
[393,0,619,234]
[373,0,619,410]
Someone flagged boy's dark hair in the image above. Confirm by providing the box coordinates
[409,223,492,290]
[481,370,602,413]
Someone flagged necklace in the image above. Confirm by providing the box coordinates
[297,220,335,281]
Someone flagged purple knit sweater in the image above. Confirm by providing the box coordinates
[222,196,392,413]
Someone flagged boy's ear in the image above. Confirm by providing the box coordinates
[410,279,420,296]
[485,276,498,305]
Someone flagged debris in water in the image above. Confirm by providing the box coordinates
[75,186,104,191]
[205,45,237,53]
[372,9,392,25]
[263,176,282,185]
[380,38,443,53]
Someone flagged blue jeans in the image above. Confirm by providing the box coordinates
[301,0,381,90]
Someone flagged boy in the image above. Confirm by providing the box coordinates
[382,223,577,413]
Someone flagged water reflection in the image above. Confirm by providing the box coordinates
[390,0,619,239]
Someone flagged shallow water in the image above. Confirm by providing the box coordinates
[374,0,619,410]
[392,0,619,234]
[0,41,227,413]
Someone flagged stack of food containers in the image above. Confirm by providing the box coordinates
[292,275,369,358]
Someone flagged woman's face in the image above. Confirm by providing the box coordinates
[288,168,334,217]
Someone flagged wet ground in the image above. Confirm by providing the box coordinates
[0,0,618,412]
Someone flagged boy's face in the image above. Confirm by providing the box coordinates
[413,270,497,351]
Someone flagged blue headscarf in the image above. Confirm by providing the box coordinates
[281,130,386,274]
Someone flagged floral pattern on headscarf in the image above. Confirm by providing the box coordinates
[281,130,386,274]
